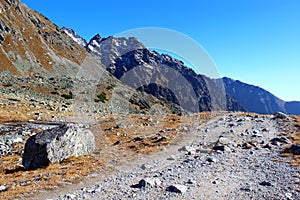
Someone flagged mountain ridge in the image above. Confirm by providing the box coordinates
[63,27,299,115]
[0,0,299,115]
[221,77,300,115]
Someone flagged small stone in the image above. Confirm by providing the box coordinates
[207,156,217,163]
[279,136,291,144]
[86,189,96,193]
[252,133,263,138]
[186,179,196,184]
[285,193,292,199]
[161,147,167,152]
[178,146,196,155]
[12,137,24,143]
[113,140,123,145]
[168,155,176,160]
[218,137,229,145]
[141,164,151,170]
[117,124,126,129]
[212,180,218,184]
[273,112,289,119]
[213,145,230,152]
[65,194,76,199]
[0,185,7,192]
[259,181,272,186]
[262,144,272,149]
[288,144,300,155]
[139,178,161,187]
[167,184,187,194]
[271,140,280,146]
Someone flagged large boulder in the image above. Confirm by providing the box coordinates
[22,124,95,170]
[273,112,289,119]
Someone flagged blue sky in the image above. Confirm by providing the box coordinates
[22,0,300,101]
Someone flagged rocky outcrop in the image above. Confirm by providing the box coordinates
[22,124,95,170]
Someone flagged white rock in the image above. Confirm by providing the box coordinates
[218,137,229,145]
[167,184,187,193]
[168,155,176,160]
[179,145,195,153]
[140,164,151,170]
[273,112,289,119]
[13,137,24,143]
[139,178,161,187]
[65,194,76,199]
[0,185,7,192]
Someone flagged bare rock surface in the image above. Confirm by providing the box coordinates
[47,113,299,200]
[22,124,95,170]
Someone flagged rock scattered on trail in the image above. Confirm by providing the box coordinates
[0,185,7,192]
[22,124,95,170]
[138,178,162,188]
[273,112,289,119]
[287,144,300,155]
[166,184,187,194]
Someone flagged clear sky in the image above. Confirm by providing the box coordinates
[22,0,300,101]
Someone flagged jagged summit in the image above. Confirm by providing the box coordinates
[88,34,103,43]
[61,27,87,47]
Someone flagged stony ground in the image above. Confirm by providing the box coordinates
[25,113,299,200]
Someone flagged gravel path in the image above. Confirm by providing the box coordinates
[44,113,299,200]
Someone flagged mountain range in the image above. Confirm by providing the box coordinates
[63,27,300,115]
[0,0,299,115]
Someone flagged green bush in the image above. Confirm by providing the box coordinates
[95,92,108,103]
[61,91,73,99]
[106,84,116,90]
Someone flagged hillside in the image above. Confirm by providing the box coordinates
[222,77,300,115]
[0,0,87,76]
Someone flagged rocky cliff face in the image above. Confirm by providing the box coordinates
[0,0,87,76]
[79,33,244,113]
[222,77,300,115]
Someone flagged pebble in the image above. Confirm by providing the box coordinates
[168,155,176,160]
[167,184,187,194]
[218,137,229,145]
[259,181,272,187]
[207,156,217,163]
[138,178,161,187]
[0,185,7,192]
[288,144,300,155]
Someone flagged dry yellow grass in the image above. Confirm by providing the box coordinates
[0,154,104,200]
[0,111,215,199]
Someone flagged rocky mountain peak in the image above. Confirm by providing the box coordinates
[89,34,103,43]
[61,27,87,47]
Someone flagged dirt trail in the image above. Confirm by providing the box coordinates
[28,113,300,200]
